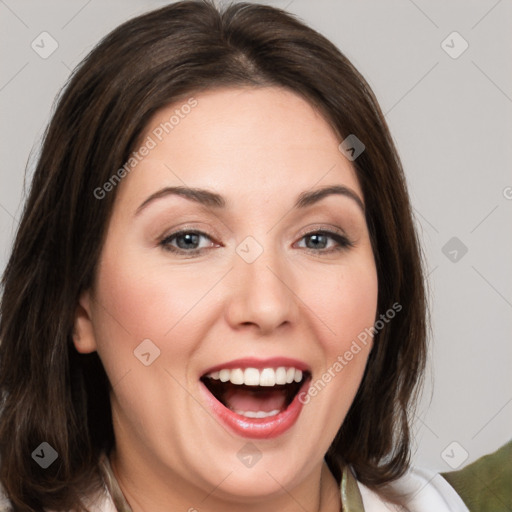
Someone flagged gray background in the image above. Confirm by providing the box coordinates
[1,0,511,472]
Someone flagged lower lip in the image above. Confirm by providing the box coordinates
[200,379,310,439]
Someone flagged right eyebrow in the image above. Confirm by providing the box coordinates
[135,186,225,215]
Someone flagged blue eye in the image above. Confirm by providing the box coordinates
[297,231,353,252]
[160,230,213,254]
[159,229,353,256]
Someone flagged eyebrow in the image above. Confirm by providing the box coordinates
[135,184,365,216]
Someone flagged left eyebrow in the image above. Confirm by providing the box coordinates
[294,185,365,213]
[134,184,365,216]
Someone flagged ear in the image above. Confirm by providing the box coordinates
[72,289,98,353]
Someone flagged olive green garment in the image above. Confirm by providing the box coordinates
[441,439,512,512]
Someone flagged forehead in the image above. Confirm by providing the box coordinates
[114,86,362,210]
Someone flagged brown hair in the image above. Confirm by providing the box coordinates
[0,1,427,509]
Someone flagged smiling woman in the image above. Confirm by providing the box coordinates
[0,1,473,511]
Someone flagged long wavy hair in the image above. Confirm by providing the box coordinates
[0,1,427,509]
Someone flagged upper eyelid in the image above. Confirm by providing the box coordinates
[162,220,350,238]
[162,226,347,240]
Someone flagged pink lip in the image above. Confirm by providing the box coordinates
[201,357,310,375]
[199,374,311,439]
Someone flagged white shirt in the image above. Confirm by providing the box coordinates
[358,466,470,511]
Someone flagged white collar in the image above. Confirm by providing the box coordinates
[357,466,470,511]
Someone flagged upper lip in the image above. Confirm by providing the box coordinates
[201,357,311,376]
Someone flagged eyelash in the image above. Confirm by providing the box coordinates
[159,228,354,257]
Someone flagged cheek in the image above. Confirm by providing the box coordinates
[88,241,233,400]
[310,255,378,348]
[89,250,211,438]
[300,254,378,414]
[92,246,213,348]
[331,260,378,380]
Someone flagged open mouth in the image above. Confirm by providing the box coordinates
[200,367,311,419]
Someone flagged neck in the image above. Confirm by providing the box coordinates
[109,447,341,512]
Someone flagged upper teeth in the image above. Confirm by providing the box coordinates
[207,367,303,386]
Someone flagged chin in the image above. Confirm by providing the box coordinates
[202,464,305,502]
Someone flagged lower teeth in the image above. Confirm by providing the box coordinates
[233,409,280,419]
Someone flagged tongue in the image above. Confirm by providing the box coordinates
[224,387,287,413]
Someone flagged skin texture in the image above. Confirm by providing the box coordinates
[73,86,378,512]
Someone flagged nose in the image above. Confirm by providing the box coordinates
[224,239,300,335]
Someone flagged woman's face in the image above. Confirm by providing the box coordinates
[75,86,378,501]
